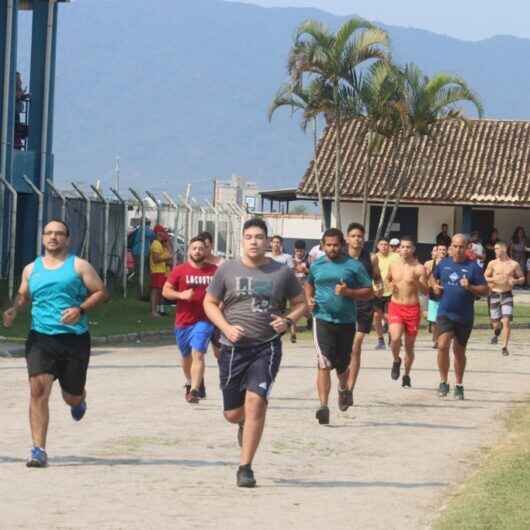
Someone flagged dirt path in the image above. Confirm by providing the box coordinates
[1,330,530,530]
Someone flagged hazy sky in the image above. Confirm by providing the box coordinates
[228,0,530,41]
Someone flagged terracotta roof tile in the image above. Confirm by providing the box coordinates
[298,119,530,207]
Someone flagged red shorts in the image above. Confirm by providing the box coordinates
[150,273,167,289]
[388,301,421,337]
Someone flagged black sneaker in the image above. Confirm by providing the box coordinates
[184,383,191,401]
[502,347,509,356]
[338,389,352,411]
[402,374,411,388]
[391,358,402,380]
[198,379,206,399]
[237,465,256,488]
[316,405,330,425]
[186,389,200,404]
[438,382,450,397]
[383,322,389,334]
[290,334,297,344]
[454,385,464,400]
[237,421,244,448]
[490,335,498,345]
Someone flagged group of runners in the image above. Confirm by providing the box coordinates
[3,217,525,488]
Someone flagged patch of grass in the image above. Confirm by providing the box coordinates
[0,286,175,339]
[434,405,530,530]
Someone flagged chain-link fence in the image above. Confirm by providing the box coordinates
[1,183,249,299]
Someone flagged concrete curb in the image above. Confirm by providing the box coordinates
[0,330,176,358]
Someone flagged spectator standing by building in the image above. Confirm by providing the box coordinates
[436,224,452,248]
[131,219,155,299]
[149,225,172,317]
[509,226,528,284]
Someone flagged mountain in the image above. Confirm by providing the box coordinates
[44,0,530,196]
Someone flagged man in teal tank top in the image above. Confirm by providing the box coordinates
[3,220,108,468]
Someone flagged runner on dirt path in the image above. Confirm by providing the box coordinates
[198,231,225,361]
[3,220,108,468]
[162,237,217,403]
[305,228,373,423]
[425,244,448,349]
[387,236,429,388]
[484,241,525,356]
[374,239,400,350]
[345,223,383,404]
[204,218,306,488]
[433,234,489,400]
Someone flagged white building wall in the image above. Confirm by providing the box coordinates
[262,214,322,240]
[417,206,455,244]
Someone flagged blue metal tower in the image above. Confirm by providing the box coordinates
[0,0,68,272]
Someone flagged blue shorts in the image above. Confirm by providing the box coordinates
[175,322,215,357]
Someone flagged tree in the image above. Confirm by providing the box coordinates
[373,64,484,243]
[288,18,390,230]
[268,80,329,228]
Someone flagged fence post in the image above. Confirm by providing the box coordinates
[110,187,128,298]
[129,188,146,298]
[0,176,17,300]
[145,191,161,225]
[46,179,66,221]
[162,192,179,268]
[179,194,193,244]
[23,175,45,258]
[206,201,220,255]
[90,185,110,286]
[71,183,91,260]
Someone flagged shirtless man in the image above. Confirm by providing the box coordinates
[484,241,525,355]
[387,236,429,387]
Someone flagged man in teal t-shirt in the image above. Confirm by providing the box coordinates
[305,228,373,425]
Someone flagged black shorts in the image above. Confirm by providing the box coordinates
[25,331,91,396]
[373,295,391,313]
[436,316,473,347]
[356,299,374,334]
[218,337,282,411]
[313,319,355,374]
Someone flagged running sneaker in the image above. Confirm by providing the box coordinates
[401,374,411,388]
[438,382,450,397]
[383,322,389,334]
[70,400,87,422]
[186,389,200,404]
[338,389,352,411]
[490,335,498,345]
[290,334,297,344]
[391,358,402,380]
[26,447,48,468]
[502,347,510,356]
[184,383,191,401]
[375,337,386,350]
[237,421,245,448]
[198,379,206,399]
[315,405,330,425]
[454,385,465,400]
[237,465,256,488]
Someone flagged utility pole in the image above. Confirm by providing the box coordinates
[114,155,120,192]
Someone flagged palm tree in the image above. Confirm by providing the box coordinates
[288,18,390,230]
[268,80,330,229]
[374,64,484,242]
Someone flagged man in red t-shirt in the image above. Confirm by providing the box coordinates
[162,237,217,403]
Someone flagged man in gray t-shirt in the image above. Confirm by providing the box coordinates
[204,218,306,489]
[208,259,300,346]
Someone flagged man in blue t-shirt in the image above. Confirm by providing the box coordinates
[305,228,373,424]
[433,234,488,400]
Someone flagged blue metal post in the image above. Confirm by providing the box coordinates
[461,206,472,235]
[0,0,18,276]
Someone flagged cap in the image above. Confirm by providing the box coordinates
[389,238,400,246]
[154,224,167,234]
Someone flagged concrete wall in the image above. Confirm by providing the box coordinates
[262,213,322,240]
